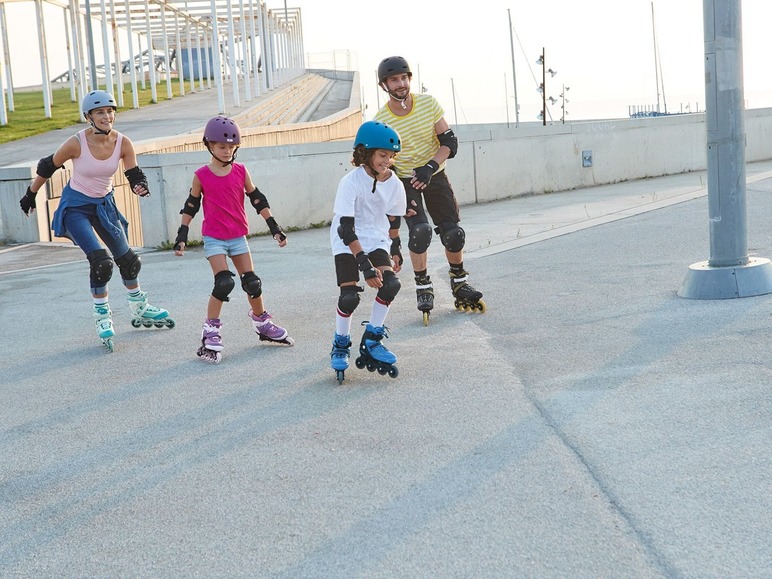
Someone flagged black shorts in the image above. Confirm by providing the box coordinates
[335,248,391,286]
[401,169,460,230]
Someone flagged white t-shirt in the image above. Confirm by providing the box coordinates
[330,166,407,256]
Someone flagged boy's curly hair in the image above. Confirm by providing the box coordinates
[351,144,371,167]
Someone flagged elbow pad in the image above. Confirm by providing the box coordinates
[36,154,61,179]
[248,188,270,213]
[438,129,458,159]
[179,191,201,217]
[337,216,358,246]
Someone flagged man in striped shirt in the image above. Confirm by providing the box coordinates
[374,56,486,323]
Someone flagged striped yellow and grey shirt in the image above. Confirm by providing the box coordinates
[374,93,446,179]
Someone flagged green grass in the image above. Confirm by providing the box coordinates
[0,82,185,144]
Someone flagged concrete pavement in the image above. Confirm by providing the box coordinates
[2,155,771,576]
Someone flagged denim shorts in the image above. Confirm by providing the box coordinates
[203,235,250,259]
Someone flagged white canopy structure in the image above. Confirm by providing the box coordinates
[0,0,303,124]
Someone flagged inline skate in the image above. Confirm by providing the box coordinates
[128,290,175,328]
[197,318,223,364]
[94,303,115,352]
[249,310,295,346]
[354,323,398,378]
[330,333,352,384]
[449,269,486,313]
[415,274,434,326]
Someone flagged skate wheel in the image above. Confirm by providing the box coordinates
[388,366,399,378]
[476,300,487,313]
[154,321,165,328]
[142,320,153,328]
[377,365,388,376]
[103,338,114,353]
[355,357,366,369]
[166,319,175,328]
[131,319,141,328]
[366,362,376,372]
[336,370,345,384]
[422,311,430,326]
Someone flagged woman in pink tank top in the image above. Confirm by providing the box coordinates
[19,90,173,352]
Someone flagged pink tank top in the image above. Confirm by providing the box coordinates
[195,163,249,240]
[69,129,123,198]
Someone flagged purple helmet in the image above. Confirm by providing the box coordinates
[203,116,241,144]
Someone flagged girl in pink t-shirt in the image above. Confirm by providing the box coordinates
[173,116,293,363]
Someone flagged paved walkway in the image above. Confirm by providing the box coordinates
[1,88,770,576]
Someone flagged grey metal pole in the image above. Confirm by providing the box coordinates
[678,0,772,299]
[507,9,518,127]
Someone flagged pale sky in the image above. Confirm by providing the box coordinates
[4,0,772,123]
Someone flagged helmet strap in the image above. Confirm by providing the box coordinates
[205,142,238,166]
[87,115,111,136]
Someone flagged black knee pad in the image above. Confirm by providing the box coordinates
[212,270,236,302]
[408,222,433,254]
[377,270,401,304]
[437,222,465,252]
[115,249,142,280]
[240,271,262,299]
[87,249,113,285]
[337,285,362,315]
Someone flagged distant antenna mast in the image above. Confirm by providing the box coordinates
[651,2,668,113]
[651,2,661,113]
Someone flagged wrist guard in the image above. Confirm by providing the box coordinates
[390,236,403,267]
[265,217,286,241]
[20,186,38,215]
[356,251,377,280]
[124,166,150,196]
[413,160,440,185]
[173,224,189,251]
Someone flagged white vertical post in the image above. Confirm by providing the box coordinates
[239,0,251,102]
[225,0,239,107]
[110,0,124,107]
[160,6,172,99]
[209,0,225,113]
[100,0,114,95]
[124,0,139,108]
[174,11,184,96]
[185,20,195,92]
[34,0,52,118]
[144,0,157,102]
[0,3,14,111]
[197,24,206,90]
[63,8,76,101]
[248,0,260,97]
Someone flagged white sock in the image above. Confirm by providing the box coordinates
[335,309,352,336]
[369,298,390,328]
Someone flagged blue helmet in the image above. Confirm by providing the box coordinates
[354,121,401,152]
[81,90,117,118]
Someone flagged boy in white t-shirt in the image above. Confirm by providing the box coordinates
[329,121,407,383]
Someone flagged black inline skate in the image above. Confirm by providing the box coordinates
[415,274,434,326]
[449,269,486,313]
[354,323,398,378]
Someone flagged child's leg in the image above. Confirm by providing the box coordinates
[232,251,293,345]
[207,253,230,320]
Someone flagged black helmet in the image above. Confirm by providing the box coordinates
[377,56,412,84]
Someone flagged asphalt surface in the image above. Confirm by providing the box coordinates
[1,86,771,576]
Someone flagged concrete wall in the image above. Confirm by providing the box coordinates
[3,108,772,247]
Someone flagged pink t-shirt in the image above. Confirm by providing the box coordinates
[195,162,249,240]
[69,129,123,198]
